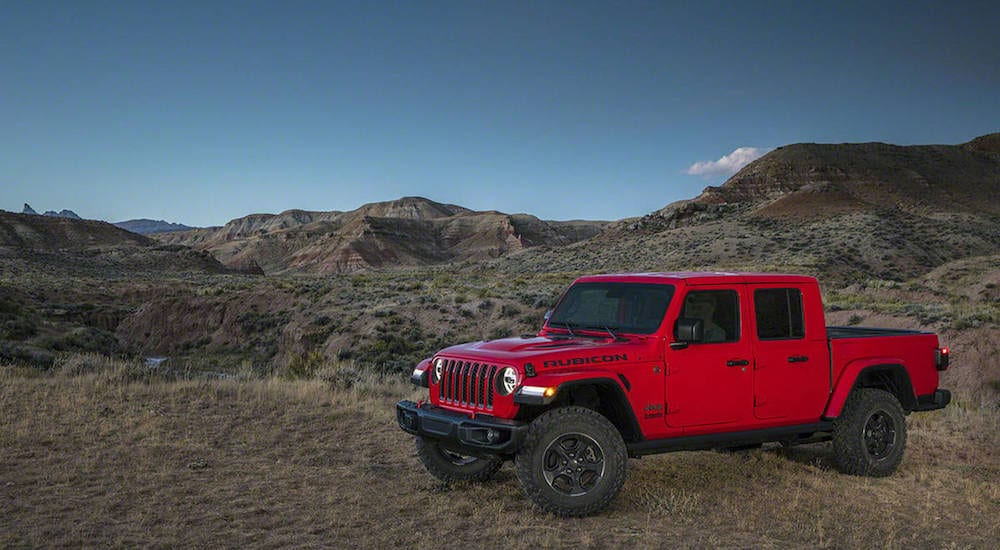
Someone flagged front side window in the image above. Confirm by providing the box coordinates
[754,288,805,340]
[681,290,740,343]
[548,283,674,335]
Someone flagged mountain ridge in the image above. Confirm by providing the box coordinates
[114,219,197,234]
[155,196,608,274]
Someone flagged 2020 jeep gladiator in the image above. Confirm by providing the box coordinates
[396,272,951,516]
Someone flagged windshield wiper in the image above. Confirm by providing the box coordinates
[550,321,576,337]
[581,324,626,341]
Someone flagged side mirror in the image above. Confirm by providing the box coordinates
[672,318,704,349]
[543,310,553,321]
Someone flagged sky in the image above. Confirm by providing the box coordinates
[2,1,999,226]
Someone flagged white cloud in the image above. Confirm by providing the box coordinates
[685,147,770,178]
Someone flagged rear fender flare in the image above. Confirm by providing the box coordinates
[824,361,916,418]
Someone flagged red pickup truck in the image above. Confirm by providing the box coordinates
[396,272,951,516]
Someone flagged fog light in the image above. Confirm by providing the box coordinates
[486,428,500,443]
[398,411,416,430]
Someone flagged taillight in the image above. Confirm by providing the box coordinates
[935,347,950,371]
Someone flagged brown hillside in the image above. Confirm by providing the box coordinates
[698,140,1000,217]
[0,211,238,276]
[155,197,607,274]
[0,211,153,249]
[964,132,1000,154]
[502,132,1000,283]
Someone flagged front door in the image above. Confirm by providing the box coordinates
[665,286,754,429]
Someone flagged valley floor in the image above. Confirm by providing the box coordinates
[2,367,997,548]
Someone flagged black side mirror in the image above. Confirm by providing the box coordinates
[672,318,704,349]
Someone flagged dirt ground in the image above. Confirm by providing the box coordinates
[2,368,997,549]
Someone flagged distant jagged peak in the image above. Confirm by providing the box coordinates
[52,209,81,219]
[32,208,82,219]
[20,203,81,218]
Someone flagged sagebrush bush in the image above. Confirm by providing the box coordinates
[285,350,325,380]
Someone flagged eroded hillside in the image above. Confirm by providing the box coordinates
[154,196,607,274]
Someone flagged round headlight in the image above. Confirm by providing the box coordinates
[432,358,445,384]
[496,366,519,396]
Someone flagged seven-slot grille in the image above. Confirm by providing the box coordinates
[437,359,499,410]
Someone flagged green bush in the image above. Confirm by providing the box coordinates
[285,350,325,380]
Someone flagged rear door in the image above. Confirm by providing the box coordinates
[750,284,830,421]
[665,285,755,429]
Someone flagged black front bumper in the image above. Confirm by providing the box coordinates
[396,400,528,456]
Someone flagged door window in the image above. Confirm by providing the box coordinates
[754,288,805,339]
[681,290,740,343]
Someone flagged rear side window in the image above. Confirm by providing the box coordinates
[754,288,805,340]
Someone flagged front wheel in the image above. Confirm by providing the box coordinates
[832,388,907,477]
[415,437,503,482]
[515,406,627,517]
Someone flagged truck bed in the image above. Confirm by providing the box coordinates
[827,326,941,405]
[826,326,930,339]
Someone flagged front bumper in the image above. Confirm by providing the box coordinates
[396,400,528,456]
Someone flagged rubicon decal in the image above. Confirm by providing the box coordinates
[543,354,628,368]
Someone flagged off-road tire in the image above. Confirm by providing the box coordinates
[415,437,503,482]
[515,406,627,517]
[832,388,907,477]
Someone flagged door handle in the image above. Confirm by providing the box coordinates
[788,355,809,363]
[726,359,750,367]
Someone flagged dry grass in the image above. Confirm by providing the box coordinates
[2,360,997,548]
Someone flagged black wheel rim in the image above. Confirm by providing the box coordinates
[541,432,606,496]
[863,410,897,460]
[441,449,478,466]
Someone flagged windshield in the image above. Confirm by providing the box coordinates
[548,282,675,335]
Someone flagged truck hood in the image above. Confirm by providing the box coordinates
[437,335,657,369]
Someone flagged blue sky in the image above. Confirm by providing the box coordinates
[2,1,998,226]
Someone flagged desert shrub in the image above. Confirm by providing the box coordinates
[499,303,520,318]
[285,350,325,380]
[0,342,53,367]
[236,311,289,333]
[57,353,111,376]
[316,361,362,390]
[312,315,333,326]
[1,317,37,340]
[488,326,512,340]
[41,327,120,353]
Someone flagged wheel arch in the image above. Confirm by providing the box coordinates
[518,377,643,444]
[825,362,917,418]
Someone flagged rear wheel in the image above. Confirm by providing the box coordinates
[515,406,627,517]
[832,388,907,476]
[415,437,503,482]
